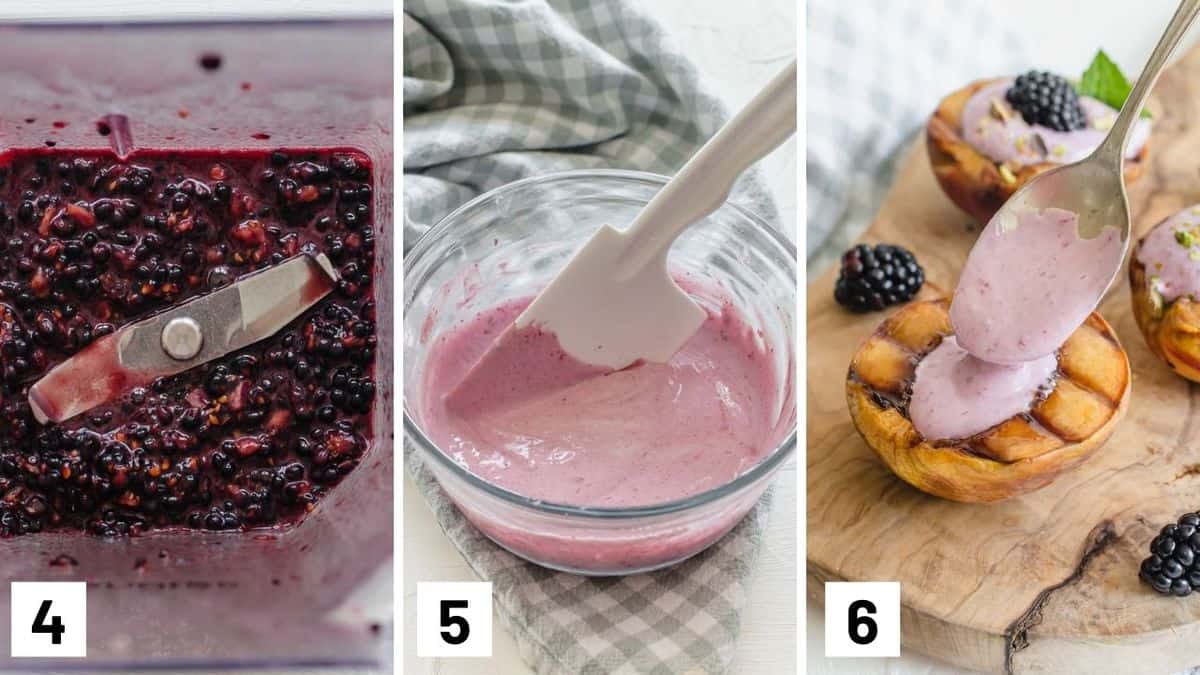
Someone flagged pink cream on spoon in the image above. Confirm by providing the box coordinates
[950,207,1124,364]
[912,208,1124,441]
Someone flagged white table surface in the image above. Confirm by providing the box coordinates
[807,1,1200,672]
[403,1,798,673]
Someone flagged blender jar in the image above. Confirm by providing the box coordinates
[0,18,393,670]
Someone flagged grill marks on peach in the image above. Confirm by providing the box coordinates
[850,336,913,395]
[848,300,1127,463]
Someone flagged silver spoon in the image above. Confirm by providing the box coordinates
[1006,0,1199,241]
[950,0,1200,363]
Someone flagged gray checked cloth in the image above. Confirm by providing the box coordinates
[806,0,1028,278]
[404,1,785,674]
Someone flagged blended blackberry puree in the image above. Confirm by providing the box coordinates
[0,149,377,537]
[0,24,388,538]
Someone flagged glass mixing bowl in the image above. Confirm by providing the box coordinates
[403,170,795,575]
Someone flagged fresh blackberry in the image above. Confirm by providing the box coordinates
[834,244,924,313]
[1140,511,1200,596]
[1005,70,1087,132]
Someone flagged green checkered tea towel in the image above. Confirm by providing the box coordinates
[403,1,784,673]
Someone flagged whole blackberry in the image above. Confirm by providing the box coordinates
[1005,70,1087,132]
[1140,511,1200,596]
[834,244,924,313]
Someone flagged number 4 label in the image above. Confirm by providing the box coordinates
[824,581,900,657]
[416,582,492,658]
[11,582,86,657]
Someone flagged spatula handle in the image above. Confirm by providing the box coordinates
[620,59,797,274]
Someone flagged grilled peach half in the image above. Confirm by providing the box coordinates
[927,78,1148,223]
[846,299,1130,502]
[1130,238,1200,382]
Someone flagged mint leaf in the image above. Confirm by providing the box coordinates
[1078,50,1130,108]
[1076,49,1152,119]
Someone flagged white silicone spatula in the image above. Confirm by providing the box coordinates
[517,59,797,369]
[446,60,796,412]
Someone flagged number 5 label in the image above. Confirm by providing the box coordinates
[416,582,492,658]
[824,581,900,657]
[10,582,87,657]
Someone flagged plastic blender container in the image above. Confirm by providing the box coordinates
[0,18,393,670]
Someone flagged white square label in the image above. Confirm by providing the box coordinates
[824,581,900,657]
[416,581,492,658]
[10,582,87,658]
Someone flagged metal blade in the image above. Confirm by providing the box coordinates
[28,252,338,424]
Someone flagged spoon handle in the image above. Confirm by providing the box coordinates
[1099,0,1200,166]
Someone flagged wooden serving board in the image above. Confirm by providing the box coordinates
[807,45,1200,674]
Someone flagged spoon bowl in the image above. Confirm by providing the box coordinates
[1000,0,1200,248]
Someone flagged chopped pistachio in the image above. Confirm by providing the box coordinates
[1030,133,1049,157]
[1014,136,1027,153]
[998,164,1017,185]
[1149,282,1165,318]
[1177,229,1196,248]
[1052,144,1067,157]
[989,98,1010,122]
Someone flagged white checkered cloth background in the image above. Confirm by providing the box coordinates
[806,0,1028,277]
[404,1,784,673]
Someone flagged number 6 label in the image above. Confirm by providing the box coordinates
[10,582,86,657]
[416,582,492,658]
[824,581,900,657]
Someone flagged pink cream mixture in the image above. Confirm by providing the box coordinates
[909,336,1056,441]
[913,208,1124,441]
[419,295,779,507]
[961,79,1150,166]
[1136,205,1200,302]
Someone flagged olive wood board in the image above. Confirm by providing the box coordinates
[807,43,1200,675]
